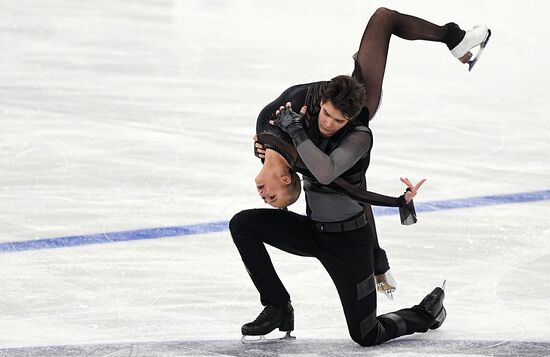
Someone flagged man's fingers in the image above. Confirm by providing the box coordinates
[300,105,307,115]
[276,105,286,118]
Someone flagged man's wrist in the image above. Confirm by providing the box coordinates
[289,126,308,146]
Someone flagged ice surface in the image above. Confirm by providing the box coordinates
[1,0,549,356]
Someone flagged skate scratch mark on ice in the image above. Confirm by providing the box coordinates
[1,190,549,253]
[0,338,549,355]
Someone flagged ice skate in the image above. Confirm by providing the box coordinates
[418,280,447,330]
[450,25,492,71]
[375,270,397,300]
[241,301,296,343]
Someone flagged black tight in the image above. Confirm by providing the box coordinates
[353,8,452,119]
[353,8,465,271]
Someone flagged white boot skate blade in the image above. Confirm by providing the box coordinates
[468,29,492,71]
[241,331,296,344]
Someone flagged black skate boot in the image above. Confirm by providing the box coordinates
[241,301,295,343]
[418,282,447,330]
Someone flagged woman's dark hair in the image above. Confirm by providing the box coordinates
[321,75,366,119]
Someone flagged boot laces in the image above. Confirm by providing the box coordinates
[254,305,277,323]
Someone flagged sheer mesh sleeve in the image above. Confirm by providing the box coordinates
[296,130,372,185]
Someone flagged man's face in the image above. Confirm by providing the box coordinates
[318,99,349,137]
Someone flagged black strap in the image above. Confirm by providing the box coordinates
[313,214,367,233]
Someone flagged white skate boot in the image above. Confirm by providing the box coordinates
[375,270,397,300]
[450,25,492,71]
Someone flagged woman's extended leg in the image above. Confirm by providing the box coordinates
[352,7,488,119]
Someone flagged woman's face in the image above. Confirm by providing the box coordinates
[318,99,349,137]
[254,165,293,208]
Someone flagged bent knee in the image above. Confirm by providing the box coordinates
[372,7,396,19]
[351,334,377,347]
[229,209,256,237]
[350,323,386,347]
[229,211,245,234]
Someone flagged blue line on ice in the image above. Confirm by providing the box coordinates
[1,190,549,253]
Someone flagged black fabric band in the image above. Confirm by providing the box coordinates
[312,213,367,233]
[379,312,407,336]
[360,310,378,338]
[356,274,376,300]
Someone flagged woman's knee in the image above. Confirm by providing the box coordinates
[371,7,396,20]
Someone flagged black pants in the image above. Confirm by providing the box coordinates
[364,203,390,275]
[229,209,434,346]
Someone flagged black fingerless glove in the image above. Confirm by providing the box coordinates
[273,105,309,146]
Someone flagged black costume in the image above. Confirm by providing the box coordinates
[231,8,459,346]
[234,84,422,346]
[255,81,393,273]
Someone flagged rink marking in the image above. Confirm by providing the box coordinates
[1,189,549,253]
[0,337,549,356]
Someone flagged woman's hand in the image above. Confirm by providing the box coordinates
[400,177,426,203]
[253,134,266,159]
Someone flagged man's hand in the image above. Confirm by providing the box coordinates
[253,134,266,159]
[269,102,307,135]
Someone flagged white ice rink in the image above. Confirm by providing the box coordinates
[1,0,549,355]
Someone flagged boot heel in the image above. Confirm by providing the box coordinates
[279,315,294,332]
[430,307,447,330]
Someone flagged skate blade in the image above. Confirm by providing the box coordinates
[377,282,396,300]
[241,331,295,344]
[383,290,394,300]
[378,287,395,300]
[467,29,492,71]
